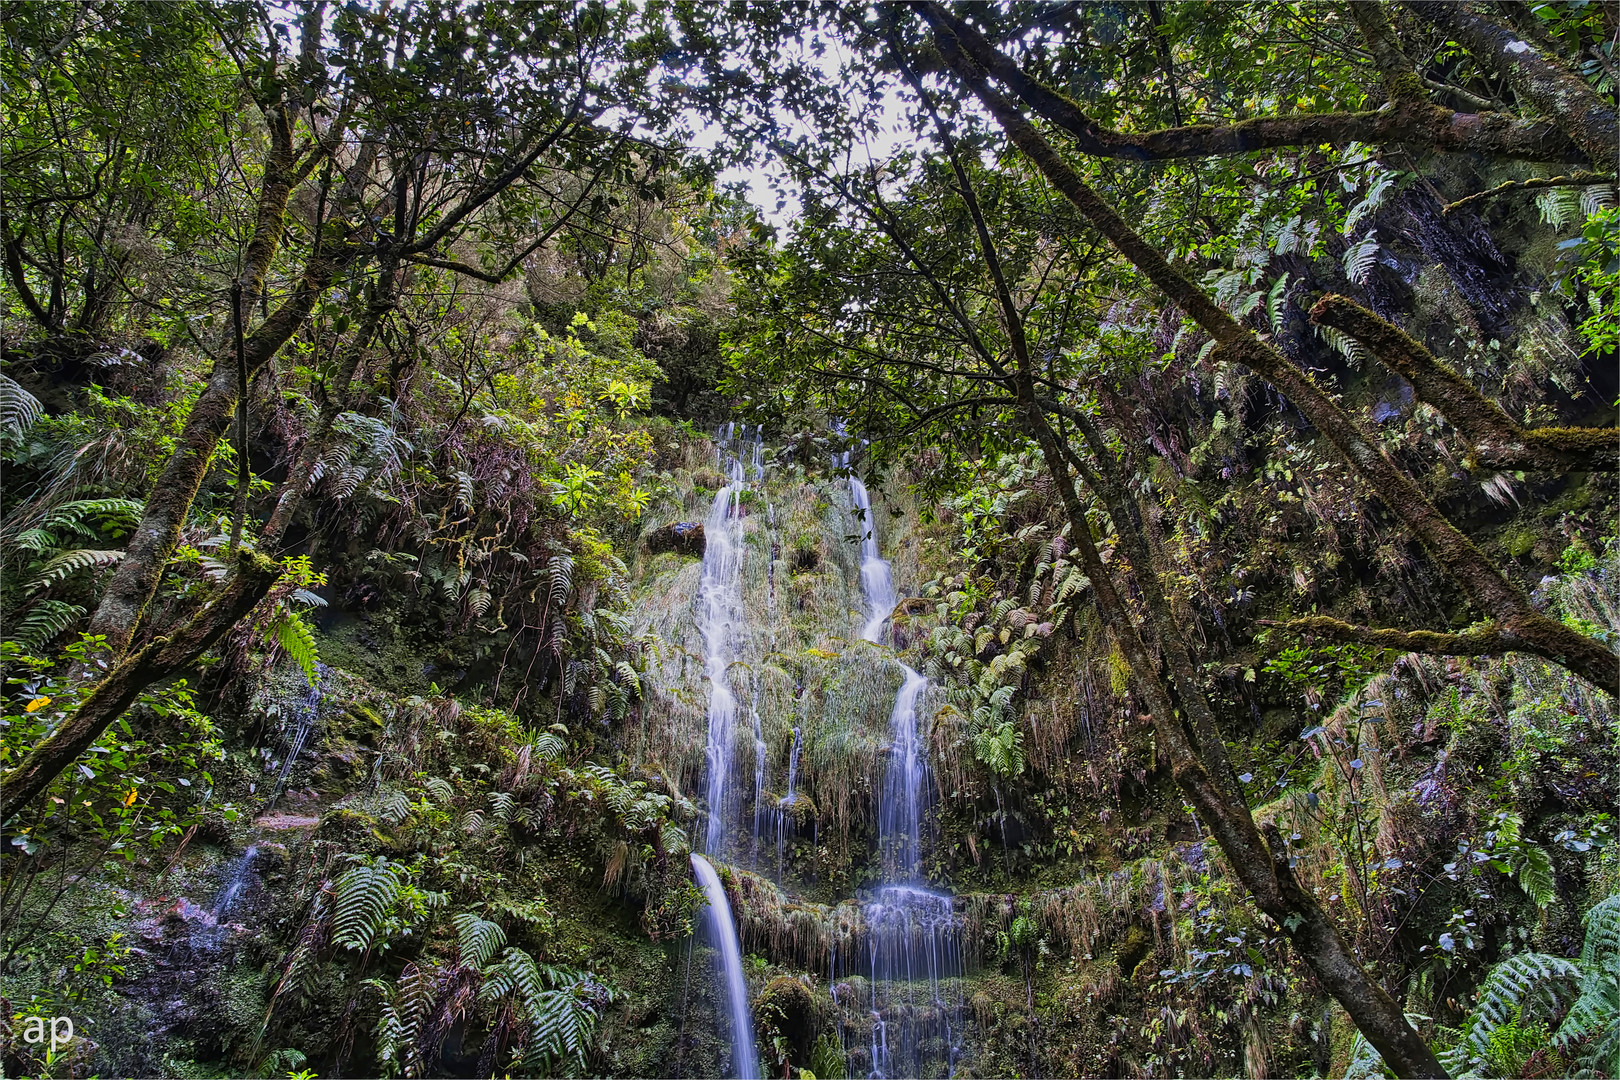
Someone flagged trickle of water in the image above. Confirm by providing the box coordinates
[266,664,326,808]
[692,854,759,1080]
[784,726,803,805]
[210,843,259,919]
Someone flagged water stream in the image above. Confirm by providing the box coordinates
[693,424,761,1078]
[845,461,965,1078]
[692,854,760,1080]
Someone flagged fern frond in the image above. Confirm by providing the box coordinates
[1581,895,1620,965]
[25,548,124,593]
[40,498,144,533]
[270,610,321,686]
[332,859,402,952]
[548,554,574,609]
[1556,956,1620,1077]
[1343,233,1380,285]
[423,776,455,804]
[1442,953,1581,1076]
[1320,326,1372,368]
[8,600,84,650]
[0,373,43,435]
[452,912,507,968]
[379,788,413,824]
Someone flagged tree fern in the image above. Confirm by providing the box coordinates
[452,912,506,968]
[333,858,403,952]
[271,609,321,686]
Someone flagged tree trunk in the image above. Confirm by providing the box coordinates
[1407,2,1618,167]
[83,243,360,661]
[1309,294,1616,471]
[1012,375,1449,1079]
[2,552,280,822]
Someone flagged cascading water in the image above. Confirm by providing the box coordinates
[843,461,966,1078]
[844,456,897,646]
[700,426,750,856]
[692,854,760,1080]
[692,424,761,1078]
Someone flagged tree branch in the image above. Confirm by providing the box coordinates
[1309,293,1617,471]
[1441,172,1617,215]
[917,1,1585,163]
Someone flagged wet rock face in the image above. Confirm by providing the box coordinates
[646,521,706,557]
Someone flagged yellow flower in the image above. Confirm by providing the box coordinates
[123,789,138,807]
[24,696,50,712]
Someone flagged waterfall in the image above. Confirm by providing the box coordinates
[699,428,749,856]
[845,460,896,644]
[844,462,965,1078]
[693,425,761,1077]
[692,854,760,1080]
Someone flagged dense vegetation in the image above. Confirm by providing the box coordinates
[1,2,1615,1078]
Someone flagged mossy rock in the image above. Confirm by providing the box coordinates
[311,736,374,795]
[343,703,386,747]
[755,975,828,1071]
[1115,923,1152,978]
[312,807,398,852]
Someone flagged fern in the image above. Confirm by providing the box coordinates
[1343,172,1396,236]
[0,372,43,435]
[40,498,144,534]
[1344,1029,1390,1079]
[481,948,613,1070]
[7,600,85,651]
[1267,273,1292,333]
[367,962,435,1078]
[423,776,455,804]
[271,610,321,686]
[1556,896,1620,1077]
[1320,325,1372,368]
[379,788,413,824]
[1537,186,1583,229]
[1343,232,1381,285]
[1580,894,1620,966]
[25,548,123,593]
[1580,183,1617,216]
[1440,952,1582,1077]
[547,553,574,609]
[452,912,506,968]
[333,858,403,952]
